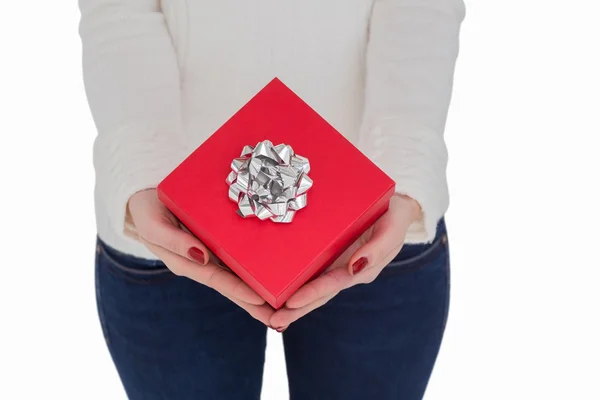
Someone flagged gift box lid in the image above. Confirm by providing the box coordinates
[158,78,395,308]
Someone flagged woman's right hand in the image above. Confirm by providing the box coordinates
[126,189,274,325]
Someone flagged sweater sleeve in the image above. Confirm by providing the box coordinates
[358,0,465,243]
[79,0,186,239]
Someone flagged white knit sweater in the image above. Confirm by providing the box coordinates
[79,0,465,259]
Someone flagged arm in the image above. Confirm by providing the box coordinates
[358,0,466,243]
[79,0,186,238]
[79,0,273,322]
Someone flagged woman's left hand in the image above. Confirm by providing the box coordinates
[269,194,422,331]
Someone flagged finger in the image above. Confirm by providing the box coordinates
[285,267,352,309]
[142,218,210,265]
[347,209,404,276]
[142,239,265,305]
[270,293,337,327]
[178,222,223,265]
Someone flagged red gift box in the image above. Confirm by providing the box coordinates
[158,78,395,309]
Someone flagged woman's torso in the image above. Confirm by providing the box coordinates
[97,1,377,258]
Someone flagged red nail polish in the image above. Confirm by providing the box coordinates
[188,247,205,264]
[352,257,368,274]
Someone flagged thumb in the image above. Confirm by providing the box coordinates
[348,210,408,276]
[348,195,421,275]
[128,189,212,266]
[142,213,211,266]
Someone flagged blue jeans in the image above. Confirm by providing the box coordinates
[95,220,450,400]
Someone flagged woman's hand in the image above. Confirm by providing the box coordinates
[127,189,274,325]
[269,194,421,331]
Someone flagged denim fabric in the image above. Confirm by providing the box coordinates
[95,220,450,399]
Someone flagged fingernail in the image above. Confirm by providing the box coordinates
[274,326,287,333]
[188,247,205,264]
[352,257,368,274]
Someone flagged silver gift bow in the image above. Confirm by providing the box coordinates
[226,140,313,223]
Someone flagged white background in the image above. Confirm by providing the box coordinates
[1,1,599,399]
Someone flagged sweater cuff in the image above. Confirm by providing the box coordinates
[93,125,186,241]
[358,118,449,243]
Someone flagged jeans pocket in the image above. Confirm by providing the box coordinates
[96,239,174,285]
[379,227,449,277]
